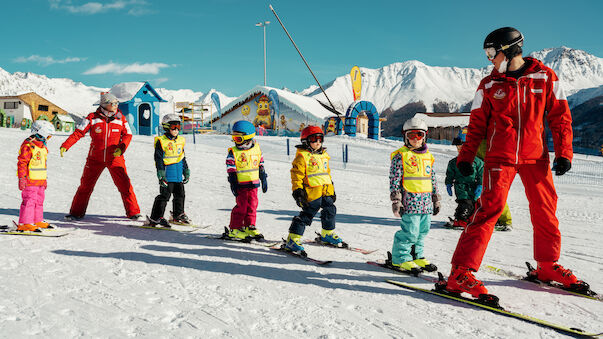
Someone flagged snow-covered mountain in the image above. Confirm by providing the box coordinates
[0,66,233,118]
[305,47,603,113]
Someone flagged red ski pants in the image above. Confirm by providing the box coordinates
[229,187,258,229]
[70,157,140,218]
[451,161,560,270]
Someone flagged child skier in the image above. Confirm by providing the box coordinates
[284,125,341,253]
[148,114,191,227]
[226,120,268,240]
[16,120,55,231]
[389,117,440,274]
[445,128,484,228]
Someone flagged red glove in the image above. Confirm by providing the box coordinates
[18,177,27,191]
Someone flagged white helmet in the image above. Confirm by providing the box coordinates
[31,120,55,139]
[161,113,181,131]
[402,117,428,132]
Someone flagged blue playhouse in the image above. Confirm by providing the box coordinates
[108,82,167,135]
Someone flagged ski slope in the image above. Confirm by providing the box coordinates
[0,128,602,338]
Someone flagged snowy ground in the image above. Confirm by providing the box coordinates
[1,128,602,338]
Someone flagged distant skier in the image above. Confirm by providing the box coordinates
[284,126,341,253]
[148,114,191,227]
[389,117,440,274]
[16,120,55,231]
[444,128,483,229]
[225,120,267,240]
[443,27,583,298]
[60,92,141,220]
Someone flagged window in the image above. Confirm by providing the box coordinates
[4,102,18,109]
[38,105,49,111]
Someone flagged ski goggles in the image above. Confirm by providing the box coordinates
[484,47,498,61]
[168,122,181,130]
[307,134,324,143]
[406,130,425,140]
[232,133,255,144]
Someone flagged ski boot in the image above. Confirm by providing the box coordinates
[128,214,143,221]
[17,223,41,232]
[391,260,422,276]
[243,226,264,240]
[148,217,171,228]
[494,222,512,231]
[226,228,252,242]
[65,214,83,221]
[170,212,191,225]
[445,265,489,298]
[528,262,579,288]
[284,233,305,253]
[413,258,438,272]
[35,221,53,229]
[319,229,345,247]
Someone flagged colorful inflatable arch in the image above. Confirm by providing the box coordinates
[343,100,380,140]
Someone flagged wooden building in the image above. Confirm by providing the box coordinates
[0,92,69,125]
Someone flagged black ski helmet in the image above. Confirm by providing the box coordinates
[484,27,524,59]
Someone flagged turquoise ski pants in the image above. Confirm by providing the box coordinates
[392,213,431,265]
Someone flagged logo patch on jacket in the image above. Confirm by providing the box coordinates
[493,89,506,99]
[95,127,102,133]
[404,155,419,174]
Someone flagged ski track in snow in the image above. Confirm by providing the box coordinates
[0,129,602,338]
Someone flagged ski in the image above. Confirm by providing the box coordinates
[206,235,281,247]
[385,277,603,338]
[366,261,438,283]
[128,224,196,233]
[1,228,70,237]
[484,263,602,301]
[270,243,332,265]
[302,233,377,255]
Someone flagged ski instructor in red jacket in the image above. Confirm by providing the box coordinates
[443,27,585,299]
[60,92,141,220]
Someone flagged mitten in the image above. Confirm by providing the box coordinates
[157,170,168,188]
[183,168,190,184]
[259,168,268,193]
[474,185,483,199]
[553,157,571,176]
[228,172,238,196]
[446,184,453,196]
[292,188,308,208]
[432,193,441,216]
[60,147,67,157]
[113,148,122,157]
[390,191,402,217]
[18,177,27,191]
[457,161,474,176]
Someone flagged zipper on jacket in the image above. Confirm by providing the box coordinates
[515,82,521,165]
[488,121,496,153]
[104,119,108,162]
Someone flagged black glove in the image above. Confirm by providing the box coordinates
[457,161,474,176]
[228,172,238,196]
[432,193,441,216]
[292,188,308,208]
[331,194,336,203]
[259,168,268,193]
[183,168,190,184]
[553,157,571,176]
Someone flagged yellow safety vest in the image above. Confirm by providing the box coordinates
[391,146,434,193]
[155,135,185,165]
[299,149,332,187]
[230,144,262,183]
[28,144,48,180]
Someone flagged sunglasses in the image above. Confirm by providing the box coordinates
[406,130,425,140]
[307,134,324,143]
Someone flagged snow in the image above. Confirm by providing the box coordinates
[1,128,602,338]
[415,113,470,128]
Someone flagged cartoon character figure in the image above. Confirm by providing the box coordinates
[241,105,251,117]
[237,152,249,167]
[326,118,337,133]
[308,156,320,172]
[253,95,272,128]
[279,115,288,130]
[404,155,419,174]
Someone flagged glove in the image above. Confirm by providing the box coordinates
[331,194,336,203]
[446,184,453,197]
[18,177,27,191]
[474,185,483,199]
[157,170,168,188]
[113,148,122,157]
[553,157,571,176]
[390,191,402,217]
[432,193,441,216]
[259,168,268,193]
[228,172,238,196]
[292,188,308,208]
[183,168,190,184]
[60,147,67,157]
[457,161,474,176]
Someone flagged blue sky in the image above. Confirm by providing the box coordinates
[2,0,601,96]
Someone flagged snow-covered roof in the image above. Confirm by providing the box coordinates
[414,113,470,128]
[218,85,336,122]
[93,82,166,104]
[56,114,75,123]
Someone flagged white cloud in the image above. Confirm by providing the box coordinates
[14,55,85,66]
[153,78,169,85]
[49,0,150,15]
[83,62,171,75]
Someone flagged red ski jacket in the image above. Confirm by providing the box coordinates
[459,57,573,166]
[61,108,133,163]
[17,136,48,187]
